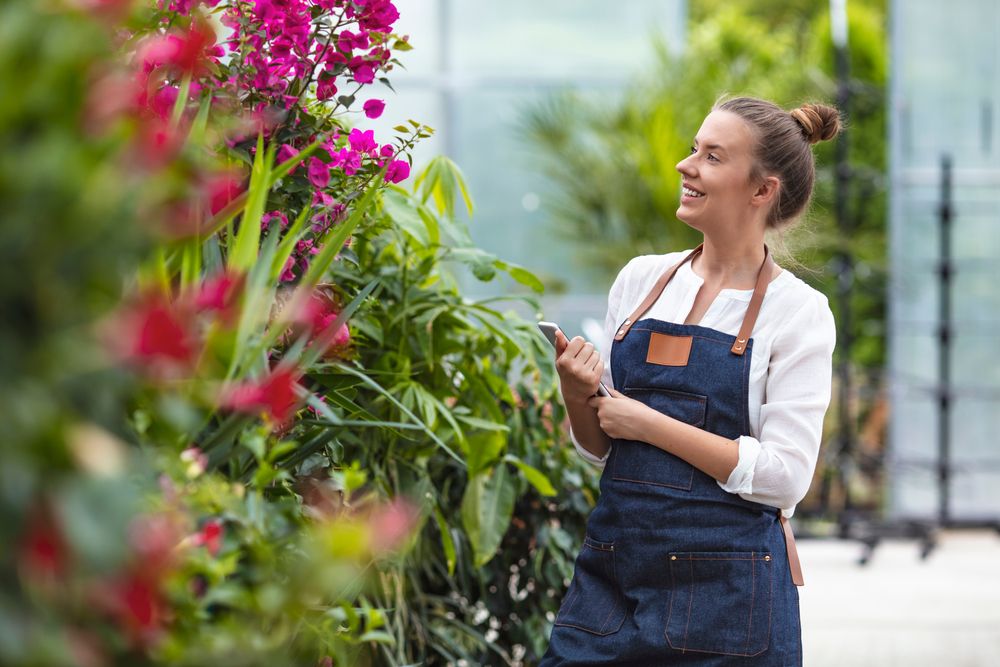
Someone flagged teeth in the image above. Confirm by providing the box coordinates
[682,187,704,198]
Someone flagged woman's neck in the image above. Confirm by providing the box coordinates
[690,235,768,289]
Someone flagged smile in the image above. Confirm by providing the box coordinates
[682,186,705,198]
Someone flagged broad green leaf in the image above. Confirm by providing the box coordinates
[503,263,545,293]
[461,463,516,568]
[383,187,429,246]
[504,454,557,497]
[464,430,505,477]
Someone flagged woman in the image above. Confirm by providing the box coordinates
[541,97,839,666]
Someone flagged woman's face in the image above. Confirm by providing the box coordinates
[674,110,762,232]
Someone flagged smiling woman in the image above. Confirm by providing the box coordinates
[542,96,841,666]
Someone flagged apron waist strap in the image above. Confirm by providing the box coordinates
[779,514,805,586]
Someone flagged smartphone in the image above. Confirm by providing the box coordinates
[537,321,611,397]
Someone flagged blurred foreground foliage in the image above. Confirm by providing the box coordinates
[0,1,596,665]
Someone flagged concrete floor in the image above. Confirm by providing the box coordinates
[799,530,1000,666]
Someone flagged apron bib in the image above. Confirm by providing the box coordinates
[542,246,803,666]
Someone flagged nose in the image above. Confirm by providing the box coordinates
[676,153,695,176]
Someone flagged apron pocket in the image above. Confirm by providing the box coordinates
[610,388,706,490]
[554,537,626,636]
[665,551,773,657]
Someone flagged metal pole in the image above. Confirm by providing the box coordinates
[937,155,953,526]
[830,0,855,532]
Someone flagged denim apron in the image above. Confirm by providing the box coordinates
[542,246,804,666]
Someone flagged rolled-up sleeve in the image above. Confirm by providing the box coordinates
[568,259,639,468]
[718,294,836,515]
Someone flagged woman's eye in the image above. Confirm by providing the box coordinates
[708,153,720,162]
[689,145,697,155]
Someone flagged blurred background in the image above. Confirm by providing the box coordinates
[378,0,1000,537]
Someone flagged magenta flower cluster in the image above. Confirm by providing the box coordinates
[220,0,400,106]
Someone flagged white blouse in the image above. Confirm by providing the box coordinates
[572,250,836,517]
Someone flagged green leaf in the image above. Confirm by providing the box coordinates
[461,463,516,568]
[433,508,456,576]
[383,187,429,246]
[331,362,464,465]
[359,630,395,645]
[228,134,271,271]
[464,430,504,477]
[298,169,385,289]
[504,263,545,293]
[504,454,557,497]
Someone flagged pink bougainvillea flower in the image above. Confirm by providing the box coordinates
[261,210,290,231]
[385,159,410,184]
[316,75,339,101]
[338,29,370,53]
[279,256,297,282]
[277,143,301,173]
[348,128,377,154]
[308,156,331,188]
[363,98,385,119]
[313,191,336,208]
[352,62,376,84]
[379,144,395,159]
[220,366,302,424]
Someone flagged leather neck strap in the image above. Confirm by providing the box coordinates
[613,244,775,357]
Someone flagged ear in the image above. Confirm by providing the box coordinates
[750,176,780,208]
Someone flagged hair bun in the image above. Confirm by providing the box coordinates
[790,103,841,144]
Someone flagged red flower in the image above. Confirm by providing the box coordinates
[18,508,68,580]
[107,572,167,644]
[220,366,302,424]
[205,172,244,216]
[192,519,224,556]
[111,292,198,376]
[133,117,182,169]
[138,18,220,79]
[193,270,244,324]
[284,290,352,359]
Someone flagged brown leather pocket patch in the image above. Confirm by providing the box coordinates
[646,332,692,367]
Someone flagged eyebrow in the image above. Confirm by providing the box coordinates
[693,139,727,153]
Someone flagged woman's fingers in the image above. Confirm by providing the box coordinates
[554,329,569,356]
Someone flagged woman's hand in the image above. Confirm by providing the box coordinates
[587,389,655,441]
[553,331,604,405]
